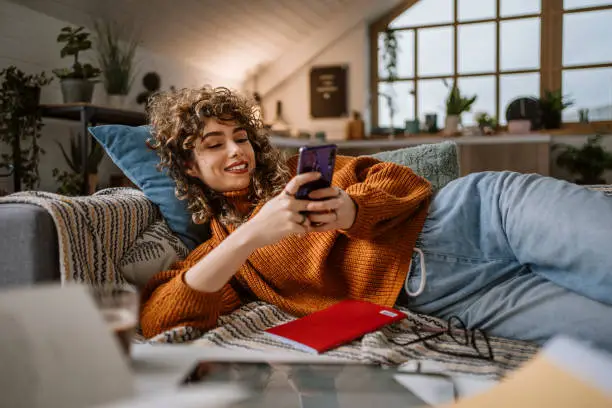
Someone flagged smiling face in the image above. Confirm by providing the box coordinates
[186,118,256,192]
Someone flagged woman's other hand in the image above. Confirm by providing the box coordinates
[243,172,320,247]
[305,187,357,232]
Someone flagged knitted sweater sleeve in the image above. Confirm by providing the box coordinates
[336,156,432,240]
[139,241,241,338]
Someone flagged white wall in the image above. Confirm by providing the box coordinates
[257,22,370,141]
[0,0,234,194]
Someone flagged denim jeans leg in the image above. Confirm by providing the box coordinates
[402,171,612,346]
[492,171,612,305]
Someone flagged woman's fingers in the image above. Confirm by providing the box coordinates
[308,187,339,200]
[306,198,342,212]
[307,211,337,225]
[283,172,321,196]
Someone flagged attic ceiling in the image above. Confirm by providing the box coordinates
[9,0,363,83]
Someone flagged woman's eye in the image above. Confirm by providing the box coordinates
[237,138,249,143]
[207,143,222,149]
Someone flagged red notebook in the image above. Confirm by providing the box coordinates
[265,299,407,354]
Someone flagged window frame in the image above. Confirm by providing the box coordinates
[369,0,612,130]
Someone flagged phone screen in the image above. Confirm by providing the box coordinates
[295,144,337,200]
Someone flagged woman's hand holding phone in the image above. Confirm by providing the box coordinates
[243,172,320,247]
[305,186,357,232]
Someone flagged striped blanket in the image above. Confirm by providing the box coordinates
[5,185,611,378]
[0,188,188,289]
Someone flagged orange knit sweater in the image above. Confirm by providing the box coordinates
[140,155,432,338]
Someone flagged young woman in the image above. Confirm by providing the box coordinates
[141,86,612,351]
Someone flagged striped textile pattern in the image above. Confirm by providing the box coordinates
[145,301,538,378]
[0,187,179,288]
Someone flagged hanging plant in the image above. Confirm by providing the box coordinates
[380,29,399,134]
[0,66,53,191]
[382,29,398,81]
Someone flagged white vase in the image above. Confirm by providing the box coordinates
[444,115,460,136]
[106,94,127,109]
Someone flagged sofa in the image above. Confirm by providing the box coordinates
[2,140,610,288]
[0,203,59,286]
[0,138,461,288]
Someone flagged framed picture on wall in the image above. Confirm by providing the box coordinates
[310,65,348,118]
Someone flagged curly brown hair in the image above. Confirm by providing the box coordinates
[146,86,290,226]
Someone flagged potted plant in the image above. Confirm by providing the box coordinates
[94,20,139,108]
[443,80,477,136]
[474,112,497,135]
[53,26,101,103]
[53,133,105,195]
[539,89,574,130]
[0,66,53,192]
[553,135,612,185]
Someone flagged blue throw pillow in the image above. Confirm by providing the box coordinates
[89,125,208,250]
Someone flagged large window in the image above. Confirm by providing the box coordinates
[562,3,612,122]
[371,0,612,129]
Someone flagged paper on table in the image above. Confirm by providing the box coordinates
[441,336,612,408]
[0,284,134,408]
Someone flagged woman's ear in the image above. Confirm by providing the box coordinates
[185,162,199,178]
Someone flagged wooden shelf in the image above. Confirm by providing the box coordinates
[39,103,147,126]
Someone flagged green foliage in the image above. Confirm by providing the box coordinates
[553,135,612,184]
[52,26,101,80]
[0,66,53,190]
[444,80,477,116]
[53,134,104,195]
[382,29,398,81]
[94,20,139,95]
[540,89,574,113]
[56,134,105,174]
[475,112,497,129]
[51,168,82,196]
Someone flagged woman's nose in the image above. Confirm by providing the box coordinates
[227,140,242,157]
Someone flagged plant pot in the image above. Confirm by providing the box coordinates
[60,79,95,103]
[106,94,127,109]
[508,119,532,134]
[444,115,460,136]
[404,119,420,135]
[542,110,562,129]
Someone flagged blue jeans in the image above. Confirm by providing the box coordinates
[402,171,612,350]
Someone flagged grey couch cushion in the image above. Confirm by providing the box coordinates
[0,203,59,286]
[371,141,459,193]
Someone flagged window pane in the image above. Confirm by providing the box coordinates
[501,18,540,70]
[459,23,496,74]
[378,31,415,79]
[418,79,450,128]
[390,0,454,28]
[457,76,496,126]
[563,68,612,122]
[564,0,612,10]
[418,27,454,77]
[499,73,540,124]
[378,81,416,128]
[563,10,612,66]
[501,0,540,17]
[458,0,496,21]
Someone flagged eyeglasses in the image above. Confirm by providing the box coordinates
[387,315,494,361]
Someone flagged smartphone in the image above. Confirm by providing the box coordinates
[295,144,338,201]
